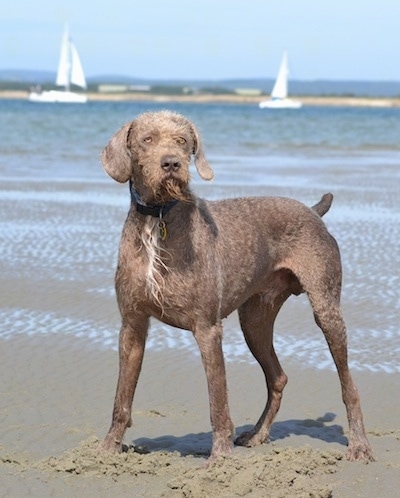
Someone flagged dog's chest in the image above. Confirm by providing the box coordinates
[129,218,192,299]
[121,217,214,313]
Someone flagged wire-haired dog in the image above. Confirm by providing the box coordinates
[100,110,373,463]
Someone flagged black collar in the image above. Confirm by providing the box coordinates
[129,181,179,218]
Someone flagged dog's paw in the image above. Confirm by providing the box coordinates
[207,437,234,465]
[235,429,267,448]
[234,431,253,447]
[99,436,123,454]
[346,443,375,462]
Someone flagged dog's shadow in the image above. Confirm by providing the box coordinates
[130,412,347,457]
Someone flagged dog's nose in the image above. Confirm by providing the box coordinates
[161,155,181,172]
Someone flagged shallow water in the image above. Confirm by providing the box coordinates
[0,99,399,373]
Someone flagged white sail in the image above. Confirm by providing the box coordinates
[55,25,71,88]
[270,51,289,100]
[70,42,87,89]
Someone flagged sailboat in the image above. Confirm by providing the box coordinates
[259,51,302,109]
[29,24,87,103]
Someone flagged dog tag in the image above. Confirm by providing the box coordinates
[158,220,167,240]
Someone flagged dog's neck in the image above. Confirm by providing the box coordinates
[129,180,179,218]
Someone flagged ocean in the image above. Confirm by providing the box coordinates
[0,99,399,374]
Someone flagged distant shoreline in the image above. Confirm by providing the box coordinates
[1,90,400,107]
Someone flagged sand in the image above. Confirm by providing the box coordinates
[1,90,400,107]
[1,325,399,497]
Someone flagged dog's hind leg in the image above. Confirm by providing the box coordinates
[235,286,292,447]
[306,286,374,461]
[296,238,374,461]
[101,314,149,453]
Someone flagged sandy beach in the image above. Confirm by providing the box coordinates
[1,330,399,497]
[1,89,400,107]
[1,103,400,497]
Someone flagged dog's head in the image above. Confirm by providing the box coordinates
[101,111,214,204]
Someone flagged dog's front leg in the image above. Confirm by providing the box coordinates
[194,322,235,462]
[101,315,149,453]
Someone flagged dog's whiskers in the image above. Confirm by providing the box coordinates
[154,179,190,204]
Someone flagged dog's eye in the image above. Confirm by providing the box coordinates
[143,137,152,143]
[176,137,186,145]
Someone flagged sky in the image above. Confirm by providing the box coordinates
[1,0,400,82]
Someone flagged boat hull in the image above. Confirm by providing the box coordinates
[28,90,87,103]
[259,98,302,109]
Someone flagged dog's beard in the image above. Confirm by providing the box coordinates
[154,177,190,204]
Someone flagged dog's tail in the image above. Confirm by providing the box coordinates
[312,193,333,217]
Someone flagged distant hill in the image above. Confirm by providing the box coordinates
[0,69,55,83]
[0,69,399,97]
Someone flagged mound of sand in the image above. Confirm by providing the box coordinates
[34,437,342,497]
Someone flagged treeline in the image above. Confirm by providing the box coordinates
[0,80,243,96]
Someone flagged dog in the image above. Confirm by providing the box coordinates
[100,110,373,463]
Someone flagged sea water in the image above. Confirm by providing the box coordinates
[0,99,399,373]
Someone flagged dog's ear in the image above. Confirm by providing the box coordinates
[101,121,134,183]
[190,123,214,181]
